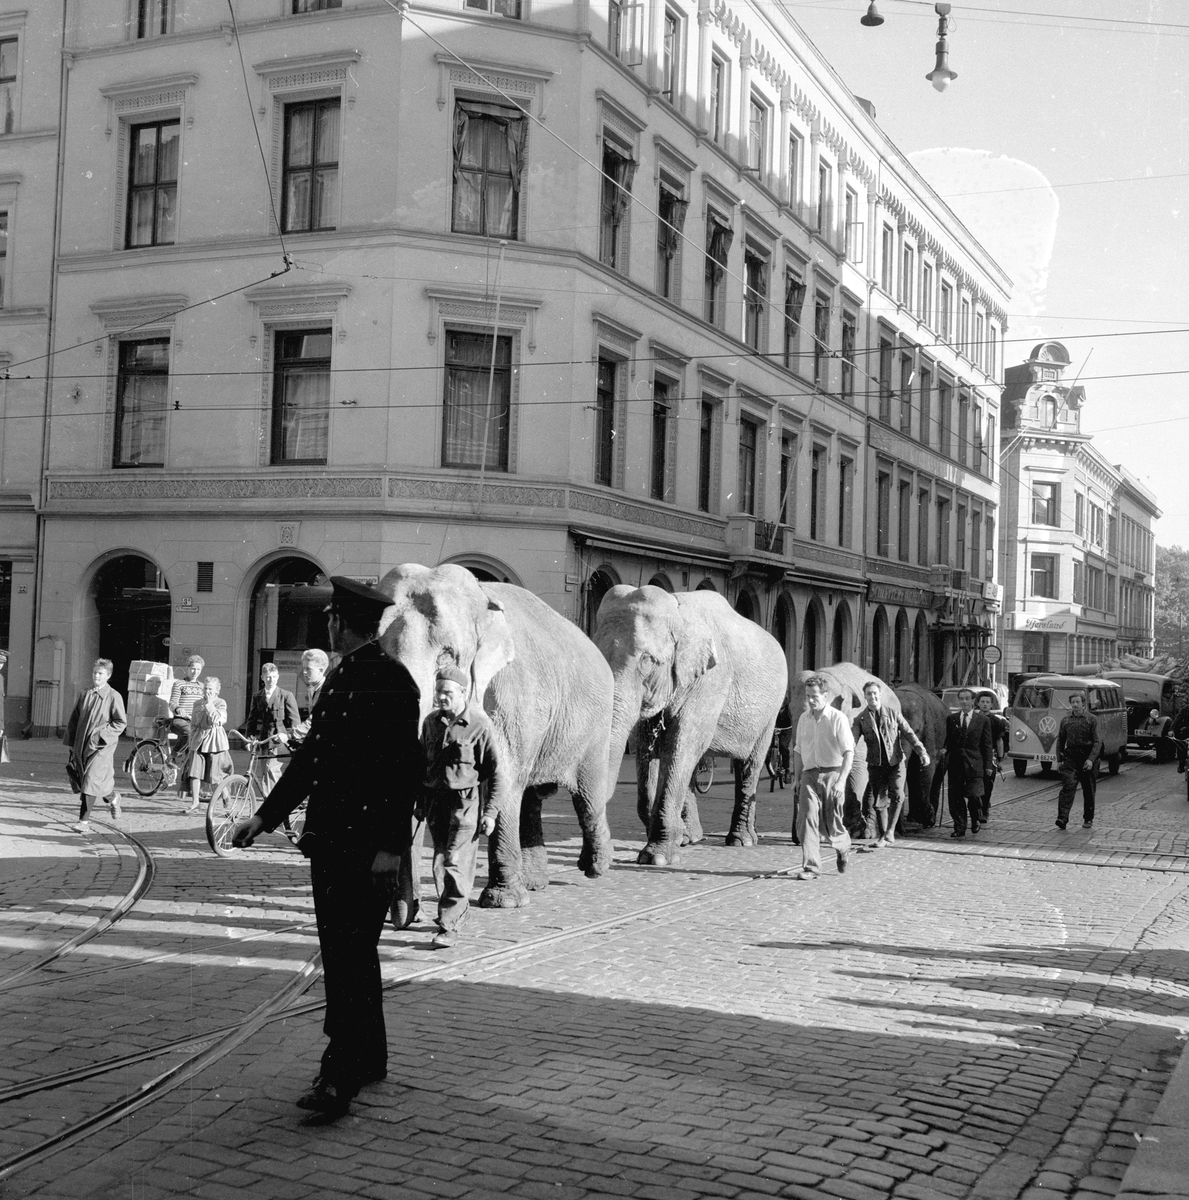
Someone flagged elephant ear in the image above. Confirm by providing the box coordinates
[471,595,516,702]
[671,611,717,693]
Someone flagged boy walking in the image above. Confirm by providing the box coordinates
[420,666,503,948]
[65,658,127,831]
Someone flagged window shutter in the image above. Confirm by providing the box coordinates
[197,561,214,593]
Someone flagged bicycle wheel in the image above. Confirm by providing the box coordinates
[206,775,253,857]
[692,758,714,794]
[765,745,781,788]
[129,741,167,796]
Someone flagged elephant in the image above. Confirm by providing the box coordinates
[377,563,615,909]
[593,585,787,867]
[894,683,948,827]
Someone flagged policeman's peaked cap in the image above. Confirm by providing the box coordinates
[324,576,393,622]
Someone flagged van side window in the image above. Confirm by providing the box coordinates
[1086,689,1101,711]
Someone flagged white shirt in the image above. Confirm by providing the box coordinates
[795,706,855,770]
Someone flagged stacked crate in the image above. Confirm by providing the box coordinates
[126,661,174,740]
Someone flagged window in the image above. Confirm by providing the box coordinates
[987,324,997,380]
[442,330,512,472]
[114,338,170,468]
[984,514,994,579]
[876,470,891,557]
[779,433,796,526]
[788,131,802,207]
[464,0,522,14]
[877,338,893,424]
[838,455,853,547]
[898,480,911,561]
[709,56,726,144]
[452,100,526,239]
[272,329,331,464]
[0,212,7,308]
[939,281,953,342]
[816,161,832,235]
[899,351,913,434]
[783,273,806,370]
[1087,565,1105,610]
[1108,514,1118,557]
[973,402,984,472]
[655,182,687,299]
[698,399,714,512]
[844,188,861,259]
[974,312,985,370]
[1106,573,1117,615]
[840,311,856,400]
[918,488,930,567]
[957,394,968,466]
[810,445,824,540]
[1031,553,1057,599]
[1075,492,1085,537]
[918,367,932,448]
[1091,501,1104,547]
[813,295,830,388]
[986,415,996,475]
[959,297,971,352]
[956,504,966,572]
[661,9,681,104]
[935,496,950,565]
[0,37,16,133]
[126,120,179,248]
[651,378,672,501]
[738,417,758,515]
[609,0,625,56]
[901,244,914,311]
[937,378,952,457]
[1032,481,1059,526]
[748,95,767,174]
[743,246,768,350]
[970,512,981,580]
[294,0,343,11]
[595,358,617,485]
[282,98,340,233]
[1073,559,1085,604]
[598,141,636,270]
[921,262,933,327]
[703,213,732,326]
[880,225,894,293]
[136,0,170,38]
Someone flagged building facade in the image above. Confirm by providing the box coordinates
[997,341,1158,682]
[17,0,1009,724]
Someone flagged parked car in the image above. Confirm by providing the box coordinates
[1008,675,1127,778]
[937,684,1010,712]
[1102,671,1180,762]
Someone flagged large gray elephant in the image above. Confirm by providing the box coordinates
[894,682,948,827]
[377,563,614,908]
[594,585,787,867]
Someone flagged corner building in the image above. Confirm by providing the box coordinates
[40,0,1009,722]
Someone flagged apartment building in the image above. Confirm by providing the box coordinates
[24,0,1009,721]
[997,340,1158,679]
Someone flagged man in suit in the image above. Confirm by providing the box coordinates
[233,577,424,1120]
[853,680,930,849]
[241,661,301,798]
[296,648,330,735]
[941,687,993,838]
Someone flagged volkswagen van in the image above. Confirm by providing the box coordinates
[1008,676,1127,778]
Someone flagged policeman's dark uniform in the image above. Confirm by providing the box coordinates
[1055,707,1101,829]
[254,577,423,1099]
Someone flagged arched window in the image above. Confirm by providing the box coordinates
[585,567,618,636]
[832,603,849,664]
[647,573,674,592]
[248,557,330,701]
[91,554,171,699]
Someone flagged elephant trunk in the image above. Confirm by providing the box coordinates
[607,677,645,800]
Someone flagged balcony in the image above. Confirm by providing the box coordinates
[726,515,786,565]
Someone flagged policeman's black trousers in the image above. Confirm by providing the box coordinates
[310,853,391,1093]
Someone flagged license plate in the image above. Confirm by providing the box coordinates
[1035,754,1055,763]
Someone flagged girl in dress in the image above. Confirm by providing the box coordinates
[184,677,234,814]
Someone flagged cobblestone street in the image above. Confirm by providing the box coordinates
[2,741,1188,1200]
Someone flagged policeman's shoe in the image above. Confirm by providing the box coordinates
[431,929,458,949]
[296,1076,353,1118]
[970,820,980,834]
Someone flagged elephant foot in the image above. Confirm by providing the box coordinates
[637,842,682,867]
[680,830,705,847]
[478,882,531,909]
[577,837,613,879]
[520,845,550,891]
[724,795,758,847]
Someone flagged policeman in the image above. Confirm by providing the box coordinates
[233,576,423,1119]
[1055,690,1101,831]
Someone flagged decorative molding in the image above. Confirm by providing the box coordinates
[424,286,543,352]
[253,50,361,87]
[702,172,739,215]
[569,490,723,540]
[789,540,864,573]
[696,362,734,392]
[47,477,382,502]
[245,281,351,319]
[89,294,188,332]
[649,338,691,369]
[436,52,552,115]
[592,311,643,362]
[652,134,697,178]
[595,89,647,150]
[389,479,565,507]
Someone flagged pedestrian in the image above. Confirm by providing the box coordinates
[182,677,233,814]
[241,662,300,798]
[940,687,993,838]
[296,648,330,736]
[788,674,855,880]
[167,654,205,764]
[64,658,127,831]
[232,577,423,1120]
[853,680,930,850]
[420,665,503,949]
[1055,690,1101,831]
[977,693,1009,824]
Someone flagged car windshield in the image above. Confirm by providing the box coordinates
[1015,686,1070,710]
[1117,679,1161,704]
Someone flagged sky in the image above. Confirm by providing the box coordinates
[787,0,1187,546]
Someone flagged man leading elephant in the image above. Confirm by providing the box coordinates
[853,679,930,849]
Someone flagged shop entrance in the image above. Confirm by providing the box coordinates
[92,555,171,699]
[248,558,331,703]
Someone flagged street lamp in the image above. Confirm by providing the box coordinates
[925,2,958,92]
[860,2,884,26]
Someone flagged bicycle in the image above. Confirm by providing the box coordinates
[691,752,716,794]
[205,731,301,857]
[125,715,189,797]
[765,728,793,792]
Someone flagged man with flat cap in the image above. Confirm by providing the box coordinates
[234,576,423,1120]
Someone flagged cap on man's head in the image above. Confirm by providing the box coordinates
[324,576,393,625]
[435,665,469,689]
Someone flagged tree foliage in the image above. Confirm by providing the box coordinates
[1155,544,1189,655]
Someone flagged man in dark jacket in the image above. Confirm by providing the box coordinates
[977,692,1009,824]
[240,662,300,798]
[233,577,423,1120]
[1055,691,1101,830]
[852,680,930,849]
[941,688,993,838]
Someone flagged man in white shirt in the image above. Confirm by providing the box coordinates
[789,674,856,880]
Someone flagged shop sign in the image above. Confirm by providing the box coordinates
[868,583,930,607]
[1008,610,1077,634]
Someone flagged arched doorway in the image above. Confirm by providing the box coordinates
[893,609,911,684]
[439,554,521,585]
[871,606,890,680]
[913,613,929,683]
[803,601,822,671]
[585,566,618,636]
[832,602,850,664]
[248,557,330,703]
[92,555,171,699]
[695,578,717,592]
[735,590,758,623]
[647,573,674,592]
[773,593,795,655]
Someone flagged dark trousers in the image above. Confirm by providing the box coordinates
[1057,758,1096,825]
[310,853,391,1094]
[428,786,480,933]
[862,762,906,841]
[981,768,996,821]
[947,767,983,834]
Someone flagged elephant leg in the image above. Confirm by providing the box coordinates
[680,791,704,845]
[725,732,769,848]
[519,784,554,891]
[478,780,530,909]
[638,735,697,867]
[637,749,659,835]
[573,751,614,879]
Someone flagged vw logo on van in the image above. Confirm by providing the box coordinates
[1039,716,1057,734]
